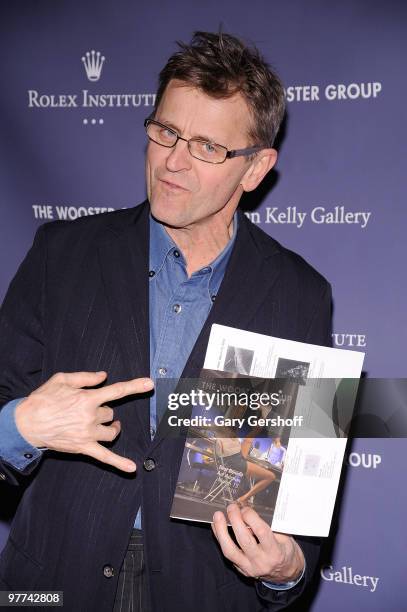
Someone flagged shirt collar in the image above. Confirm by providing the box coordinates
[206,212,238,298]
[149,211,239,296]
[149,214,177,277]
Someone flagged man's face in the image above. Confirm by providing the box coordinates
[145,79,258,231]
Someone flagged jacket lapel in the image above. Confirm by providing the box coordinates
[98,202,151,445]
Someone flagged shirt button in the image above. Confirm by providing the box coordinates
[158,367,167,376]
[24,453,33,459]
[149,270,155,278]
[211,295,216,302]
[143,458,156,471]
[173,304,182,314]
[173,250,180,258]
[103,564,114,578]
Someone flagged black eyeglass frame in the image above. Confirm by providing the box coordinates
[144,118,265,164]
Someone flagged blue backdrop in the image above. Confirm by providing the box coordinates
[1,1,406,610]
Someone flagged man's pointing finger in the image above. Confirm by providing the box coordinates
[92,377,154,404]
[84,442,137,473]
[51,370,108,388]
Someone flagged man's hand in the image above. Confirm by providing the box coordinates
[15,371,154,473]
[212,503,305,584]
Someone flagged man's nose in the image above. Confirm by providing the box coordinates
[165,139,192,172]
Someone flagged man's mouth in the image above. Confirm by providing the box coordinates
[159,178,188,191]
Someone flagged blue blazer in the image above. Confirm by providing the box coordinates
[0,202,332,611]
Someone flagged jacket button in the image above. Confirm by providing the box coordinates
[103,564,114,578]
[0,473,6,481]
[143,458,156,471]
[24,453,33,459]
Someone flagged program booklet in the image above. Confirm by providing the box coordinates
[169,324,365,537]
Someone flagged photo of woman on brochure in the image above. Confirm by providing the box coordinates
[215,435,282,506]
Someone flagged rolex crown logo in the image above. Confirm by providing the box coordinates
[81,50,105,82]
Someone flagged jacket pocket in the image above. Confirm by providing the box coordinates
[0,537,43,589]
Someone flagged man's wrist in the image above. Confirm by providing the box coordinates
[261,560,306,591]
[0,398,44,470]
[261,539,306,591]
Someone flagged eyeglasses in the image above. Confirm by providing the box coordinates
[144,118,265,164]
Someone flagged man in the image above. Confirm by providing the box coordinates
[0,32,332,611]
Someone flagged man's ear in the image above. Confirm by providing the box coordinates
[240,149,278,192]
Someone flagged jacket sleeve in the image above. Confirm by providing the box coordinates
[0,226,47,485]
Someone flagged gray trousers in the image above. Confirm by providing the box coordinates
[113,530,151,612]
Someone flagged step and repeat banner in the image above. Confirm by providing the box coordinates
[0,1,405,610]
